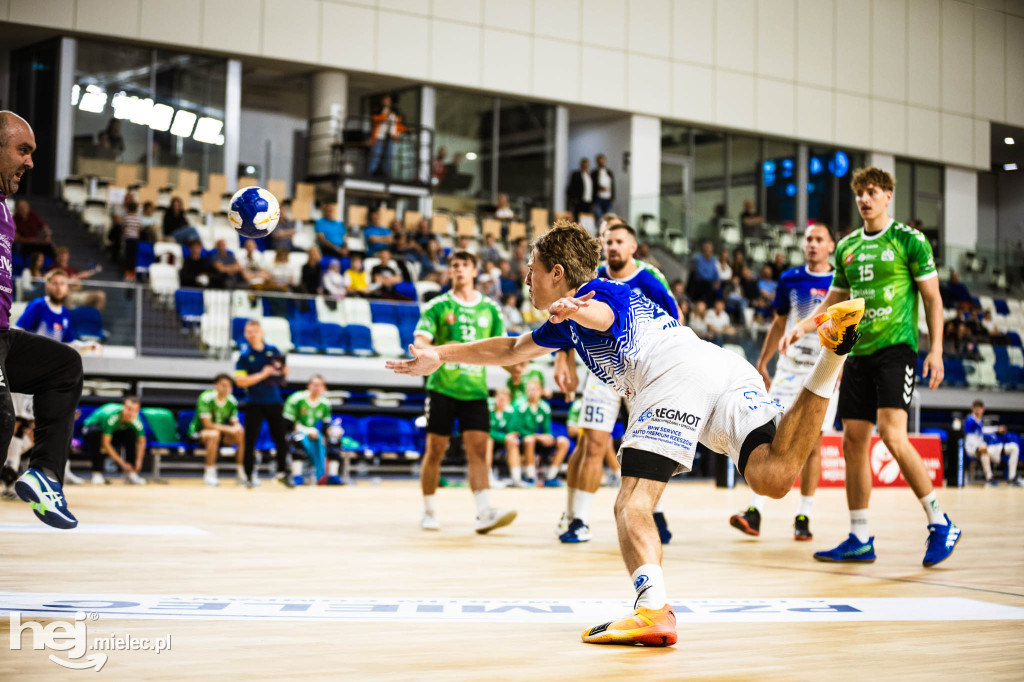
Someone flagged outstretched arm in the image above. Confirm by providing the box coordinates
[386,334,552,376]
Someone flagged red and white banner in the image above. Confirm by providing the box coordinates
[812,434,944,488]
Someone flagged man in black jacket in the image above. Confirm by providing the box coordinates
[592,154,615,221]
[566,158,593,221]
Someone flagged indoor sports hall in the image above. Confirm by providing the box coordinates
[1,2,1022,679]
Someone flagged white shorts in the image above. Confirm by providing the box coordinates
[965,437,1018,458]
[577,371,622,433]
[619,339,784,476]
[769,356,839,432]
[12,393,34,421]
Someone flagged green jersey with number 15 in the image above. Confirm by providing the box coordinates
[830,219,937,356]
[415,291,506,401]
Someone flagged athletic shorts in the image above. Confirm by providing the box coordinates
[618,340,784,477]
[12,393,33,421]
[424,390,490,436]
[577,371,623,433]
[769,355,839,431]
[837,343,917,423]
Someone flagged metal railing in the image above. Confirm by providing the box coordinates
[306,114,434,187]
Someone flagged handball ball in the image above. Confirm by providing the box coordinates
[229,186,280,239]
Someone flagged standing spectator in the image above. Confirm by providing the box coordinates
[270,203,297,252]
[83,399,147,485]
[567,157,593,220]
[322,260,347,299]
[368,93,406,177]
[345,255,369,296]
[362,209,392,256]
[163,196,198,244]
[139,201,159,241]
[234,320,292,488]
[739,199,764,239]
[716,249,733,282]
[181,240,216,288]
[592,153,615,220]
[119,197,142,281]
[211,238,245,288]
[298,246,323,295]
[494,192,515,220]
[187,373,244,487]
[687,240,719,305]
[757,264,778,300]
[314,202,347,259]
[13,199,54,258]
[431,146,448,186]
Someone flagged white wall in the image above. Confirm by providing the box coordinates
[567,115,632,215]
[944,166,978,249]
[7,0,1021,170]
[238,109,306,190]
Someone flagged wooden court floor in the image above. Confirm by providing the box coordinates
[1,478,1022,681]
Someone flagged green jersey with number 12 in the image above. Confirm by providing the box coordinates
[830,219,937,356]
[415,291,506,401]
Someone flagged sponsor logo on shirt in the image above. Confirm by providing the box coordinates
[865,306,893,319]
[844,253,855,265]
[637,408,702,429]
[446,313,456,324]
[810,288,828,297]
[881,248,895,262]
[883,284,896,301]
[857,252,875,262]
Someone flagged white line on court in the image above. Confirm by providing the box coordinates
[2,595,1022,624]
[0,524,211,536]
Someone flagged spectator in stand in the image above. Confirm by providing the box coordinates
[636,242,660,269]
[268,248,297,291]
[731,248,747,276]
[99,118,125,159]
[592,153,615,221]
[83,398,147,485]
[412,218,437,252]
[480,233,502,265]
[501,292,523,333]
[13,199,55,259]
[211,238,245,288]
[676,298,690,325]
[363,209,392,257]
[706,299,734,338]
[509,239,528,277]
[431,146,448,186]
[394,229,426,273]
[240,239,270,286]
[369,248,412,300]
[181,240,217,288]
[270,203,297,252]
[770,252,787,280]
[494,192,515,220]
[669,278,686,308]
[725,275,748,323]
[298,246,323,295]
[120,197,142,281]
[423,240,446,280]
[323,260,347,299]
[941,270,972,309]
[345,255,369,296]
[314,202,347,259]
[163,196,198,245]
[687,240,719,305]
[716,249,733,282]
[497,260,519,301]
[19,251,46,299]
[455,235,476,255]
[739,199,764,239]
[689,299,710,339]
[368,93,405,177]
[139,201,159,241]
[739,265,761,301]
[567,157,593,220]
[757,264,778,299]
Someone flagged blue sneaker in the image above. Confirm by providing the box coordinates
[654,512,672,544]
[559,518,592,543]
[813,534,876,563]
[291,475,305,486]
[923,515,961,567]
[543,478,564,488]
[326,475,344,486]
[14,468,78,529]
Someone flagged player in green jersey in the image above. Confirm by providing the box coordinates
[84,398,147,485]
[487,387,523,485]
[510,378,569,487]
[189,373,243,487]
[413,250,516,534]
[282,375,332,486]
[782,166,960,568]
[507,361,545,405]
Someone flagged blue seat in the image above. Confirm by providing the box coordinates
[175,289,204,325]
[319,322,347,355]
[176,410,197,450]
[370,301,399,324]
[255,421,275,453]
[995,364,1023,387]
[135,241,155,273]
[344,324,376,356]
[994,299,1010,315]
[70,307,107,342]
[1009,331,1022,347]
[73,406,98,441]
[362,416,415,455]
[994,345,1010,366]
[290,319,320,353]
[338,415,364,449]
[944,358,967,387]
[396,303,420,326]
[551,420,576,454]
[397,321,418,350]
[394,281,417,301]
[921,428,948,441]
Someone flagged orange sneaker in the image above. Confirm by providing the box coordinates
[814,298,864,355]
[581,605,677,647]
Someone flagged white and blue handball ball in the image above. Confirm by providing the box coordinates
[229,186,280,239]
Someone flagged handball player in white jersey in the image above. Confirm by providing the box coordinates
[388,221,865,646]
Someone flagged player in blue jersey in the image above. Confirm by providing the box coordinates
[387,221,865,646]
[730,224,838,540]
[555,221,679,544]
[965,399,1020,486]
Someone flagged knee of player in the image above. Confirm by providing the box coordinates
[877,427,910,456]
[745,466,790,499]
[556,436,569,446]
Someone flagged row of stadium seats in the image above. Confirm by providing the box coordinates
[917,341,1024,389]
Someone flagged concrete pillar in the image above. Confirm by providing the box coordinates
[553,106,569,213]
[796,144,809,229]
[308,70,348,179]
[224,59,242,191]
[419,85,436,216]
[54,37,77,184]
[628,115,661,236]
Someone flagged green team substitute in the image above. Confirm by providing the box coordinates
[414,250,516,534]
[282,375,333,485]
[782,166,960,567]
[188,373,244,486]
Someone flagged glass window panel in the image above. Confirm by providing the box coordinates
[434,89,494,205]
[661,122,691,155]
[728,135,759,223]
[496,98,555,210]
[762,140,797,225]
[915,164,942,195]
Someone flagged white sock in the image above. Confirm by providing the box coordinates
[511,466,522,481]
[6,435,25,471]
[797,495,814,517]
[328,460,340,476]
[546,464,559,481]
[652,499,664,514]
[574,491,594,524]
[804,348,846,398]
[749,493,766,513]
[1007,443,1019,480]
[631,564,668,610]
[566,487,577,518]
[423,494,436,515]
[204,466,217,478]
[473,489,490,517]
[850,509,870,543]
[525,465,537,480]
[290,460,303,477]
[237,464,246,479]
[919,492,946,525]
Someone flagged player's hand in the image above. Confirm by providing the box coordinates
[779,327,804,354]
[922,350,944,390]
[553,351,579,399]
[548,291,595,324]
[386,345,443,376]
[757,365,771,391]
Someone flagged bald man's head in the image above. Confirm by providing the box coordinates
[0,111,35,196]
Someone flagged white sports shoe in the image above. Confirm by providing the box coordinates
[420,512,440,531]
[126,471,147,485]
[475,508,517,534]
[91,473,107,485]
[64,470,86,485]
[204,474,220,487]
